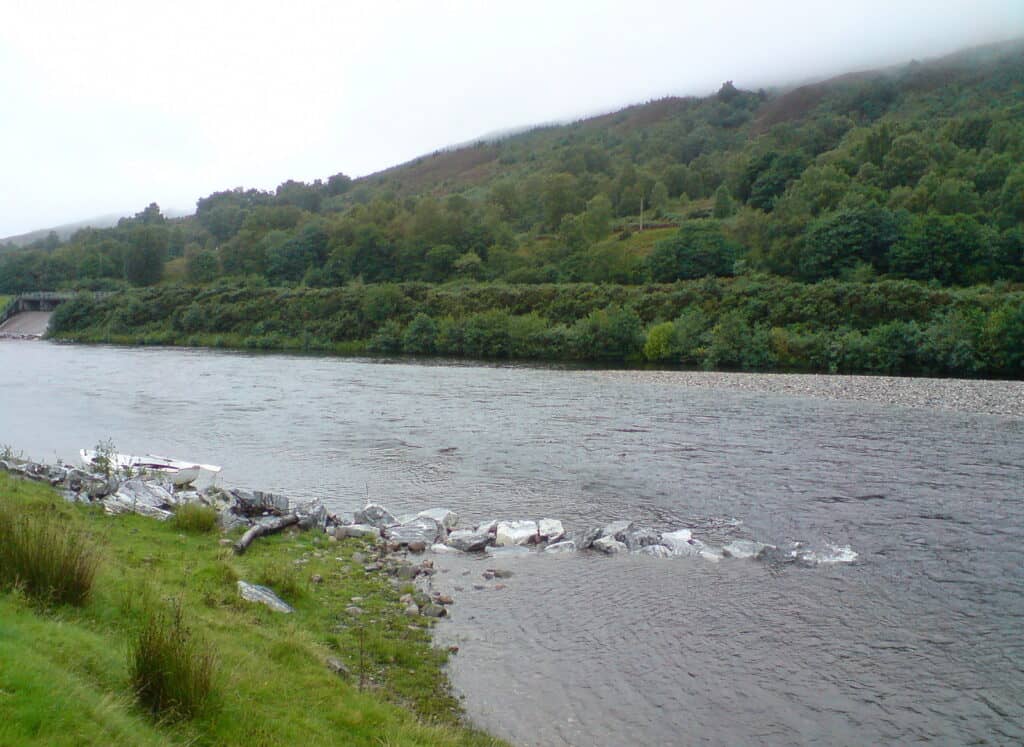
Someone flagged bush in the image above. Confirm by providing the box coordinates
[0,502,99,606]
[171,504,218,533]
[130,601,216,720]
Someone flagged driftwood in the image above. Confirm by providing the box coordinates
[233,513,299,555]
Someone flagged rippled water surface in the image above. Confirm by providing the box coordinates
[2,341,1022,745]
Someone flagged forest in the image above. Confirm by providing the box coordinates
[4,40,1023,376]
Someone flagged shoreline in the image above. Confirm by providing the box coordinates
[591,368,1024,418]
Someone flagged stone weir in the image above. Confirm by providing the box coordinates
[0,457,858,574]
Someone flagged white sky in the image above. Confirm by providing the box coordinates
[1,0,1022,237]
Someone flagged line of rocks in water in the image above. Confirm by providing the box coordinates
[1,456,857,619]
[335,502,858,567]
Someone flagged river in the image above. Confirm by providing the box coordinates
[1,340,1022,745]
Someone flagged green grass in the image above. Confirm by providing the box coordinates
[170,504,218,533]
[0,473,504,746]
[0,492,100,605]
[130,601,216,720]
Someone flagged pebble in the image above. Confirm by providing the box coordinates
[310,574,323,584]
[593,370,1024,418]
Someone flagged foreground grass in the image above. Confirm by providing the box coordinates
[0,474,502,746]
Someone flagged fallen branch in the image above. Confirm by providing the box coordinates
[233,514,299,555]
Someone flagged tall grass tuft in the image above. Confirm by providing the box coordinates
[130,601,216,720]
[171,503,218,533]
[0,503,100,605]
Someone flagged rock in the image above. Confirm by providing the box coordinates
[404,603,420,616]
[345,605,364,616]
[635,544,673,558]
[544,540,577,554]
[435,594,454,605]
[418,508,459,530]
[201,486,236,511]
[396,565,421,581]
[295,499,328,531]
[600,520,633,538]
[232,489,290,516]
[573,527,603,550]
[336,524,381,540]
[538,518,565,542]
[63,467,91,492]
[103,479,174,520]
[421,603,447,618]
[756,545,798,565]
[722,540,769,560]
[490,568,514,579]
[430,543,461,554]
[484,545,531,557]
[237,580,294,613]
[407,540,427,553]
[446,528,493,552]
[618,526,661,551]
[495,520,538,546]
[660,529,695,555]
[696,543,723,562]
[354,503,397,529]
[386,516,445,546]
[351,551,367,563]
[477,519,499,534]
[326,657,350,677]
[592,536,628,554]
[310,574,323,584]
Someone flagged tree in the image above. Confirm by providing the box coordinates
[799,204,902,280]
[123,225,167,285]
[582,193,613,242]
[185,246,219,283]
[647,220,739,282]
[882,134,929,188]
[712,185,735,219]
[888,213,988,285]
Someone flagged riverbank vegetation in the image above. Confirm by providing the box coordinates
[5,40,1024,375]
[48,277,1024,377]
[0,473,502,746]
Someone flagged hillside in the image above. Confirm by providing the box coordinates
[4,39,1024,374]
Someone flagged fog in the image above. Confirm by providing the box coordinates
[1,0,1021,237]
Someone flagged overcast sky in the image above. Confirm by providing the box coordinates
[1,0,1022,238]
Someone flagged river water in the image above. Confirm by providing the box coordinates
[2,340,1022,745]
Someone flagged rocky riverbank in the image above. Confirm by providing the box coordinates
[0,455,859,603]
[593,369,1024,417]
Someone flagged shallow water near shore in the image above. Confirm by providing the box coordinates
[2,340,1023,745]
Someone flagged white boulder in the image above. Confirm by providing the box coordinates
[538,518,565,542]
[592,536,628,554]
[495,520,538,547]
[418,508,459,530]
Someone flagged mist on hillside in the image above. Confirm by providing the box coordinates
[1,0,1022,236]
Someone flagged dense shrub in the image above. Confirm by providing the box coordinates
[130,601,216,720]
[0,501,99,606]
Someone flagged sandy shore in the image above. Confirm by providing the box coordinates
[591,369,1024,418]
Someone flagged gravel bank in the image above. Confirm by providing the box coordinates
[592,370,1024,418]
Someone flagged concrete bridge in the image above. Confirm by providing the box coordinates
[0,292,99,338]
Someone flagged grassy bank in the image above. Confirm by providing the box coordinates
[49,277,1024,377]
[0,473,502,746]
